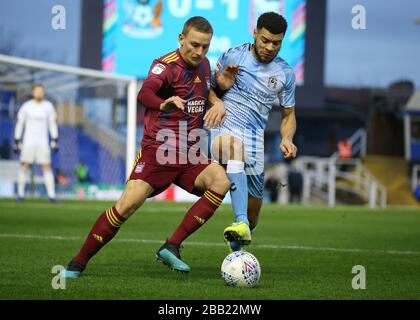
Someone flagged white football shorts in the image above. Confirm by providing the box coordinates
[20,145,51,165]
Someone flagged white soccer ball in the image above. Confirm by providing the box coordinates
[220,251,261,287]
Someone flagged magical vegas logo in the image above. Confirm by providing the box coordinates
[185,99,205,114]
[183,96,206,119]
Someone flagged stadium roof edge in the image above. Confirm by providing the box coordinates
[0,54,136,82]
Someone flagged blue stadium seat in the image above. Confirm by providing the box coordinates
[415,185,420,200]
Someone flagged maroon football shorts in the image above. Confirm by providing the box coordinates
[128,146,211,197]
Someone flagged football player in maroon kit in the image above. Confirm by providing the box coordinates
[62,16,230,276]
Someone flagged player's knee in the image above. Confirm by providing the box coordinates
[221,176,232,193]
[209,173,231,194]
[229,138,244,161]
[211,134,243,164]
[211,137,228,164]
[115,200,139,219]
[116,180,152,218]
[115,195,141,219]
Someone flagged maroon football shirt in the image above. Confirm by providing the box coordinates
[137,49,211,152]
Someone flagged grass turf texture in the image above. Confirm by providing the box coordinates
[0,199,419,299]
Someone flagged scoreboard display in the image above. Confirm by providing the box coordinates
[102,0,307,84]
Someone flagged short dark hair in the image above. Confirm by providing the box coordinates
[182,16,213,36]
[256,12,287,35]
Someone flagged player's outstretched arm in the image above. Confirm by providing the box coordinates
[213,64,239,92]
[279,107,297,159]
[204,89,226,128]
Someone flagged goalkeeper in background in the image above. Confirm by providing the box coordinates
[14,84,59,203]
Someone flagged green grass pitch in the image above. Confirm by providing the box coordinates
[0,199,419,299]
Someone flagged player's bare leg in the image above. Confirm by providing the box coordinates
[62,179,154,278]
[212,134,251,247]
[193,162,232,195]
[41,163,56,202]
[157,163,231,273]
[115,179,154,219]
[211,133,244,165]
[17,162,30,201]
[247,196,263,232]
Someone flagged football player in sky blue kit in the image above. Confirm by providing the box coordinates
[204,12,298,251]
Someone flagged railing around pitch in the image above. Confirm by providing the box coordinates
[297,157,387,208]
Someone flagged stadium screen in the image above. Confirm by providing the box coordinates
[102,0,306,85]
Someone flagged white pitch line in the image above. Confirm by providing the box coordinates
[0,233,419,256]
[0,202,188,212]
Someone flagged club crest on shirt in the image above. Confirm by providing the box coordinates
[152,63,166,75]
[206,78,211,90]
[268,76,277,90]
[135,162,145,173]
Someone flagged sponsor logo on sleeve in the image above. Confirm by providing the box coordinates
[152,63,166,75]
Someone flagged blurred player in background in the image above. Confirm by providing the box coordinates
[205,12,297,251]
[14,84,59,203]
[62,16,230,278]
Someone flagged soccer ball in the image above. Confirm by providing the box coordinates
[220,251,261,287]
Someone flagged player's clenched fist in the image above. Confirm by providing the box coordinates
[159,96,186,112]
[279,138,297,159]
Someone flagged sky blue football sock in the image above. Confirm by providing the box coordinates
[227,160,249,225]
